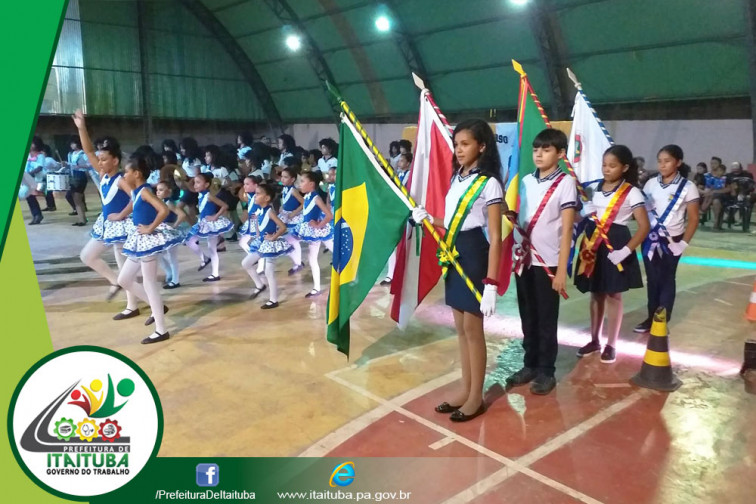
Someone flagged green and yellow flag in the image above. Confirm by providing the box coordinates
[327,118,411,357]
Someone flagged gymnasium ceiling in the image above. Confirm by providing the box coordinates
[66,0,752,125]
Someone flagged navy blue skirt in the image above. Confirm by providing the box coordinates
[574,223,643,294]
[445,227,488,315]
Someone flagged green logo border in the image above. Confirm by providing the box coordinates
[6,345,164,502]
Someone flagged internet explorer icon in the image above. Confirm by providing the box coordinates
[329,461,355,487]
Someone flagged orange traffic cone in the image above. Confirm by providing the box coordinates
[631,307,682,392]
[746,278,756,322]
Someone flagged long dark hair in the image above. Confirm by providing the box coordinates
[278,134,296,153]
[603,145,639,187]
[658,144,690,178]
[451,119,501,182]
[180,137,201,162]
[302,170,327,202]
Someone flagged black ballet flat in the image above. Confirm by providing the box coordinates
[144,305,169,326]
[249,285,267,299]
[105,285,122,302]
[449,404,486,423]
[197,257,211,271]
[305,289,321,298]
[261,301,279,310]
[202,275,221,282]
[113,308,140,321]
[435,402,462,414]
[141,331,170,344]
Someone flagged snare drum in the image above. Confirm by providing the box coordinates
[47,173,71,191]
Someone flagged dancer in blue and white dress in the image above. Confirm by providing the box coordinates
[278,167,304,274]
[156,181,189,289]
[72,109,153,322]
[185,173,234,282]
[238,175,262,251]
[241,182,291,309]
[293,171,333,298]
[119,157,178,344]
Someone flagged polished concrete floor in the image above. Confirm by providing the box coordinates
[21,190,756,503]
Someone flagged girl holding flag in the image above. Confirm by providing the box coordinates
[412,119,502,422]
[634,145,699,333]
[574,145,649,363]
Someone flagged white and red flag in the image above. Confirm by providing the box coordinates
[390,88,454,328]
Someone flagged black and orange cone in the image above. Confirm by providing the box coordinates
[631,307,682,392]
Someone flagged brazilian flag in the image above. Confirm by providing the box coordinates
[327,118,411,357]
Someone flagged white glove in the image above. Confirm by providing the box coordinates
[667,240,688,257]
[479,284,497,317]
[581,201,597,217]
[607,246,632,265]
[412,206,430,223]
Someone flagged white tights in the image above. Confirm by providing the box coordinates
[80,239,142,310]
[118,257,166,334]
[159,247,180,284]
[241,253,278,302]
[186,235,220,277]
[284,234,302,266]
[307,239,333,292]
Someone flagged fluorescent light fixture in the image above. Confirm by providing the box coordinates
[285,34,301,51]
[375,15,390,32]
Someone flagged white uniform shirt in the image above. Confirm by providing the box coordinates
[586,180,645,227]
[443,170,503,232]
[316,156,338,172]
[182,158,202,178]
[642,173,700,236]
[518,169,578,267]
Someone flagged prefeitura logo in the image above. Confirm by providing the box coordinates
[8,346,163,499]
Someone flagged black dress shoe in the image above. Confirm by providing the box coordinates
[72,222,86,227]
[113,308,140,321]
[261,301,279,310]
[68,211,78,216]
[197,258,211,271]
[530,375,557,395]
[144,305,169,326]
[305,289,321,298]
[29,216,41,225]
[505,367,538,386]
[141,331,170,344]
[42,207,56,212]
[435,402,462,414]
[450,404,486,422]
[202,275,220,282]
[249,285,267,299]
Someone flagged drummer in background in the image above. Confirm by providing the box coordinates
[24,136,47,225]
[41,144,60,212]
[64,135,90,226]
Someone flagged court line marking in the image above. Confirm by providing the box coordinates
[299,371,458,457]
[714,298,733,306]
[325,372,604,504]
[428,437,455,451]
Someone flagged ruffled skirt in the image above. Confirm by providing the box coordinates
[122,223,184,258]
[187,216,234,238]
[293,221,333,242]
[247,237,293,258]
[90,214,131,244]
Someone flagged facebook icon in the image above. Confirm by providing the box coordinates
[196,463,219,487]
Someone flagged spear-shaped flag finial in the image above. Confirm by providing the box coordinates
[512,59,526,78]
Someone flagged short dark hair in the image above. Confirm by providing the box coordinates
[398,139,412,152]
[30,136,44,152]
[100,138,122,162]
[532,128,567,152]
[70,135,83,149]
[399,152,413,165]
[711,156,722,164]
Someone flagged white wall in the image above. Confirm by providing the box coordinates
[606,119,754,168]
[292,119,755,168]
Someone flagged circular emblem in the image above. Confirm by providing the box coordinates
[8,346,163,500]
[334,218,353,273]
